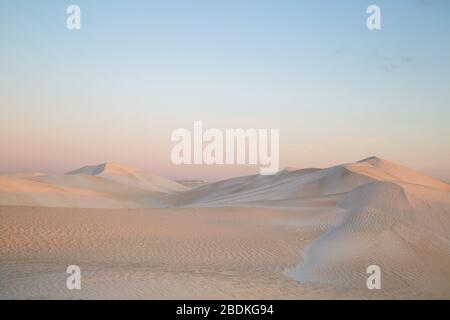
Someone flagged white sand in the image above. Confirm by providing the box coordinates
[0,157,449,299]
[0,163,187,208]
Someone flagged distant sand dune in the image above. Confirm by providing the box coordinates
[168,157,450,208]
[0,163,187,208]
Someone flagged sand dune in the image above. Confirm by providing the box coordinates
[0,163,187,208]
[0,157,449,299]
[169,157,450,208]
[288,180,450,296]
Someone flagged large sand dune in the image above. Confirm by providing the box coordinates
[0,157,449,299]
[0,163,187,208]
[168,157,450,207]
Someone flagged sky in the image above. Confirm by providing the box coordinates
[1,0,449,181]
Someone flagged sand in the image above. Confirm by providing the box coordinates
[0,157,449,299]
[0,163,187,208]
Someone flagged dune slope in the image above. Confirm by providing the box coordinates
[0,163,187,208]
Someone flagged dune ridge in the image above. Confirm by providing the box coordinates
[169,157,450,207]
[1,157,448,209]
[0,163,187,208]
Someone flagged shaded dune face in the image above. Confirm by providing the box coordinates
[167,166,373,207]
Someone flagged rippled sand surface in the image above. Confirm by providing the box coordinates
[1,205,449,299]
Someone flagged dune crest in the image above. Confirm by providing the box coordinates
[170,157,449,207]
[349,156,450,191]
[0,163,187,208]
[67,162,141,176]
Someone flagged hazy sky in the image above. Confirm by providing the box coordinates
[1,0,449,181]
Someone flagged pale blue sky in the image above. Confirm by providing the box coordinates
[1,1,449,180]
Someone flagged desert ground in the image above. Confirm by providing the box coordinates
[1,157,449,299]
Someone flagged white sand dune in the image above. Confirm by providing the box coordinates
[169,157,450,207]
[168,157,449,297]
[0,163,187,208]
[0,157,449,299]
[287,180,450,296]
